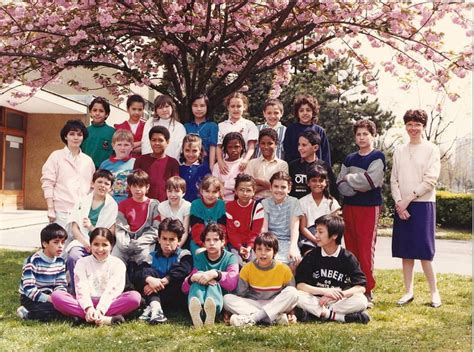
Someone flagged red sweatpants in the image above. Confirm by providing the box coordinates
[342,205,380,295]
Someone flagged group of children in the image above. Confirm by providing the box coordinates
[20,91,386,327]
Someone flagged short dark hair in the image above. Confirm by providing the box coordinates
[60,119,88,145]
[200,223,226,243]
[299,129,321,146]
[293,94,320,123]
[307,165,331,199]
[93,169,115,186]
[149,125,170,141]
[159,218,185,241]
[269,171,292,188]
[353,119,377,135]
[88,97,110,117]
[254,232,279,256]
[314,214,345,245]
[403,109,428,126]
[126,94,145,109]
[234,173,256,191]
[40,223,67,248]
[222,132,246,157]
[127,169,150,187]
[258,128,278,143]
[89,227,115,246]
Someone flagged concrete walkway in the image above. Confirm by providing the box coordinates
[0,210,471,276]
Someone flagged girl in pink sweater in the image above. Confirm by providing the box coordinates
[51,228,141,325]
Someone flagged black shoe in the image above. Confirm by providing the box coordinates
[111,315,125,325]
[294,307,309,323]
[345,311,370,324]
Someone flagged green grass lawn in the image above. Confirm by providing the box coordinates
[0,249,471,351]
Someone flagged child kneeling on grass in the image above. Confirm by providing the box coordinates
[223,232,299,326]
[51,228,141,326]
[295,214,370,324]
[133,218,192,324]
[182,223,238,328]
[17,224,68,321]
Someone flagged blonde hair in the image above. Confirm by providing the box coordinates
[224,92,248,110]
[112,129,134,145]
[180,134,204,163]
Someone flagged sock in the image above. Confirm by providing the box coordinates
[150,300,163,314]
[322,308,345,322]
[251,309,269,323]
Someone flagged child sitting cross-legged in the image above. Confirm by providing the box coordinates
[17,224,68,321]
[223,232,299,327]
[295,214,370,324]
[52,228,141,326]
[133,218,192,324]
[182,223,238,328]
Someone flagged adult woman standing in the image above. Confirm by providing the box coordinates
[390,109,441,308]
[41,120,95,228]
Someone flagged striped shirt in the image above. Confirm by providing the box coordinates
[236,260,294,300]
[19,251,67,302]
[261,196,303,263]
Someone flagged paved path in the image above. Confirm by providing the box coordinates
[0,210,471,276]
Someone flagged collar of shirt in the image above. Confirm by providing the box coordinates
[262,122,282,129]
[321,245,341,257]
[258,155,277,164]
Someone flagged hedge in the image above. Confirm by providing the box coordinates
[436,191,472,228]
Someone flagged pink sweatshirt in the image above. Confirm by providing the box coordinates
[41,147,95,213]
[74,255,126,314]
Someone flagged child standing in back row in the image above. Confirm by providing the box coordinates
[216,92,258,173]
[184,95,218,168]
[212,132,246,202]
[283,94,331,165]
[114,94,146,157]
[141,95,186,160]
[81,97,115,168]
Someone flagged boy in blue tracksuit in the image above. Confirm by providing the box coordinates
[132,218,192,324]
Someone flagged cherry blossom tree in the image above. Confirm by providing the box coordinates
[0,0,471,120]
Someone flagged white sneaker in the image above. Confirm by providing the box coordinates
[189,297,203,328]
[203,297,216,326]
[230,314,256,327]
[16,306,29,320]
[275,313,289,325]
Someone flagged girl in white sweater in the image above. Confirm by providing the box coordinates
[52,228,141,325]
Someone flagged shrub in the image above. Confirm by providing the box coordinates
[436,191,472,228]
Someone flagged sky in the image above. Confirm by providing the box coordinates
[355,13,472,146]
